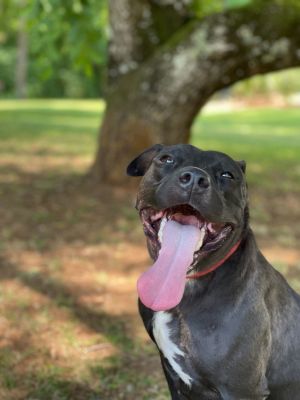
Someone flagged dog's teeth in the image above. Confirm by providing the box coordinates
[207,223,214,233]
[150,211,164,222]
[158,217,167,243]
[195,227,206,251]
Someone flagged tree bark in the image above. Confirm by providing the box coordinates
[90,1,300,184]
[15,10,28,98]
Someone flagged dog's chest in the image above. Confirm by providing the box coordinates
[152,311,193,387]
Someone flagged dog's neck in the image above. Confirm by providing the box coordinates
[186,239,242,279]
[182,228,257,301]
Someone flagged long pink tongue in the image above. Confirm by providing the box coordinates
[137,220,202,311]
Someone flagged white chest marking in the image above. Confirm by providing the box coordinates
[152,311,193,387]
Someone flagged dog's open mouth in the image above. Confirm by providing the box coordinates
[140,204,233,272]
[137,204,234,312]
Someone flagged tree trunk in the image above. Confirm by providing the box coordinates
[92,88,206,184]
[90,1,300,184]
[91,48,211,183]
[15,12,28,98]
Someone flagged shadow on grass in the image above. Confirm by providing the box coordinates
[0,256,167,399]
[26,377,102,400]
[4,351,166,400]
[0,167,167,398]
[0,165,140,251]
[0,256,133,350]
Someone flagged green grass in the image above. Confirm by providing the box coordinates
[1,99,299,191]
[192,107,300,191]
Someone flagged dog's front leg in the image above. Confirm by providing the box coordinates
[160,355,186,399]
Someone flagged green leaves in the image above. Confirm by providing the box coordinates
[28,0,108,77]
[191,0,252,17]
[1,0,108,97]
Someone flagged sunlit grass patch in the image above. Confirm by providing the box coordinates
[0,100,103,179]
[192,107,300,191]
[0,99,105,112]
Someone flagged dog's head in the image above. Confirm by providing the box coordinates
[127,144,249,310]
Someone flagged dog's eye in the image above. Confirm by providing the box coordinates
[159,154,174,164]
[221,171,234,179]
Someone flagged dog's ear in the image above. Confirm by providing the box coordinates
[236,160,246,174]
[127,144,163,176]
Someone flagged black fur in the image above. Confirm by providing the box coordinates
[128,144,300,399]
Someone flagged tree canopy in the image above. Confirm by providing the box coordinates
[1,0,300,98]
[0,0,107,97]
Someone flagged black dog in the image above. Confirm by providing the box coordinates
[127,144,300,399]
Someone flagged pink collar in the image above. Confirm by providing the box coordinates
[186,240,241,279]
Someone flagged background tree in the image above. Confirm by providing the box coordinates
[90,0,300,184]
[15,0,28,98]
[0,0,107,98]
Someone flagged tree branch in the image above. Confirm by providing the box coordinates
[107,0,194,81]
[127,0,300,125]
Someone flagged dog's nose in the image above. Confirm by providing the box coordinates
[178,170,210,189]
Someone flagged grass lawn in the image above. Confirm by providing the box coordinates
[0,99,299,399]
[194,107,300,191]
